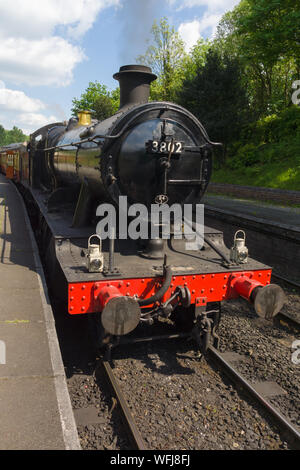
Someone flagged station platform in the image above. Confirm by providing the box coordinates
[0,174,80,450]
[203,194,300,233]
[202,193,300,280]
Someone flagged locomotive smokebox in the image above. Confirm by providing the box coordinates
[113,64,157,110]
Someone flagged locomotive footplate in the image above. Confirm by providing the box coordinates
[67,268,272,314]
[28,184,271,285]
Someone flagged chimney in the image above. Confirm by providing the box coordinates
[113,65,157,110]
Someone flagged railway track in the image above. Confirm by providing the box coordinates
[62,301,299,451]
[70,210,299,451]
[272,272,300,290]
[93,323,300,450]
[21,179,299,450]
[109,331,299,450]
[207,346,300,449]
[51,301,300,451]
[271,273,300,329]
[276,312,300,330]
[99,359,147,450]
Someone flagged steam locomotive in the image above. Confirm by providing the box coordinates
[0,65,285,356]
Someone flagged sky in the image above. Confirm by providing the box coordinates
[0,0,240,135]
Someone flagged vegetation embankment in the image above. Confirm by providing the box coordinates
[212,106,300,190]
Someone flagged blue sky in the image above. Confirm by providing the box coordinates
[0,0,239,135]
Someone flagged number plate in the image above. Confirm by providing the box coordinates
[146,140,184,154]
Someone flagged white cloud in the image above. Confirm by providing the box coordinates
[168,0,238,9]
[178,21,202,53]
[0,80,59,134]
[0,0,120,132]
[177,21,196,52]
[0,83,45,112]
[18,112,59,129]
[0,0,120,39]
[0,37,85,87]
[0,109,60,135]
[179,13,222,51]
[0,0,120,87]
[175,0,240,51]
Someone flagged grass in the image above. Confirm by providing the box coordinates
[206,191,300,208]
[211,157,300,191]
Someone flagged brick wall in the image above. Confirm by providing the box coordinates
[207,183,300,205]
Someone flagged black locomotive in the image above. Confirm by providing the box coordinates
[34,65,213,212]
[0,65,285,357]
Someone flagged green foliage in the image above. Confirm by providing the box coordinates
[110,87,121,112]
[0,125,5,145]
[137,17,186,102]
[235,0,300,65]
[215,0,300,117]
[217,106,300,188]
[0,125,28,146]
[239,105,300,146]
[178,49,250,162]
[208,0,300,192]
[212,156,300,191]
[179,38,211,83]
[71,81,119,120]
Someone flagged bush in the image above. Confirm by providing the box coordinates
[227,143,260,169]
[224,105,300,167]
[239,105,300,148]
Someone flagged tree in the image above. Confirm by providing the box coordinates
[181,38,211,83]
[7,126,27,144]
[0,125,5,146]
[214,0,300,117]
[137,17,186,102]
[178,49,250,163]
[0,125,28,145]
[71,82,119,121]
[234,0,300,65]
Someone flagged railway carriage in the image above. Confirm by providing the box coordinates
[0,143,29,182]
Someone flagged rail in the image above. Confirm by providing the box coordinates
[99,359,147,450]
[208,346,300,448]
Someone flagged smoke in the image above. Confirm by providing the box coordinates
[48,103,67,122]
[117,0,162,64]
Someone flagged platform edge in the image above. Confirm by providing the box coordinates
[11,181,81,451]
